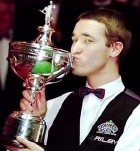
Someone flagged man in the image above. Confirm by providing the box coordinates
[56,0,140,96]
[7,8,140,151]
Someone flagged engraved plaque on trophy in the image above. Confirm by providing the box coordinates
[0,1,73,148]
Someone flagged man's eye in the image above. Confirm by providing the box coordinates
[85,39,93,43]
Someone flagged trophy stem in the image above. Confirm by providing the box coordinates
[31,90,36,100]
[24,74,45,109]
[26,74,44,97]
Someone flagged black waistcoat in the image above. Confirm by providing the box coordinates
[46,90,140,151]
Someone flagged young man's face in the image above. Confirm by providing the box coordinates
[0,1,15,32]
[71,19,113,77]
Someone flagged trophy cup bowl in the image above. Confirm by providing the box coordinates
[0,1,73,148]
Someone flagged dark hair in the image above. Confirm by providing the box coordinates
[78,8,132,57]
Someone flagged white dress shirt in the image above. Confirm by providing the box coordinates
[44,77,140,151]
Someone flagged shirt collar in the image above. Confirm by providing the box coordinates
[85,76,125,99]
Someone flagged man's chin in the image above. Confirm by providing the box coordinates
[71,69,78,75]
[72,70,85,77]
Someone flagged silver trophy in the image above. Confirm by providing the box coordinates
[0,1,73,148]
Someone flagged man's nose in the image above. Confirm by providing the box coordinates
[71,43,82,55]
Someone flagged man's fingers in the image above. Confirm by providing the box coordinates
[17,136,33,149]
[22,90,34,103]
[20,99,33,112]
[20,99,26,111]
[16,136,44,151]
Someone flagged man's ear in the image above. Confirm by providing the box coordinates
[110,42,123,57]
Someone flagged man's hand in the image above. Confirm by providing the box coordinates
[6,136,44,151]
[20,86,47,116]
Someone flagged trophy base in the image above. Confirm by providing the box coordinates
[0,134,26,148]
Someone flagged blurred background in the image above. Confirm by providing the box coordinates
[0,0,140,150]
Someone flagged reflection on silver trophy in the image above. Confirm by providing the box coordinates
[0,1,73,148]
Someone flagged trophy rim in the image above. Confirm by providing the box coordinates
[9,111,45,122]
[9,41,70,54]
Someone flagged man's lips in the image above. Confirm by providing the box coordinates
[72,56,79,62]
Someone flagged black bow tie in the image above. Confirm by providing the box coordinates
[0,32,10,40]
[78,87,105,99]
